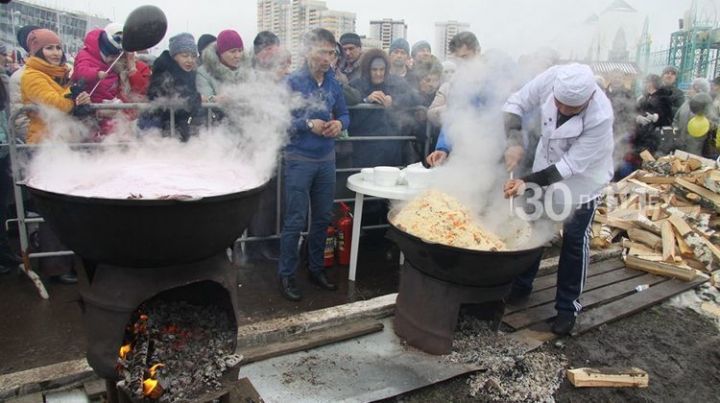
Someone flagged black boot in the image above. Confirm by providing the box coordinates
[278,276,302,301]
[551,311,577,335]
[309,270,337,291]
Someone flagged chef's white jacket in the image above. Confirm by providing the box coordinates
[502,65,614,207]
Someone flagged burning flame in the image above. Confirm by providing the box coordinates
[119,343,132,360]
[142,378,163,398]
[148,363,165,377]
[142,363,165,398]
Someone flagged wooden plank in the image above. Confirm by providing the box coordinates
[503,273,667,329]
[668,213,693,237]
[567,367,649,388]
[239,320,384,364]
[571,277,707,336]
[506,267,644,314]
[530,258,625,292]
[627,228,662,250]
[624,255,697,281]
[661,221,676,262]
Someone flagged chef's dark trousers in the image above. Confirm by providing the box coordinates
[512,199,597,313]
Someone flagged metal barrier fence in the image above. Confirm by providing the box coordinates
[6,102,433,298]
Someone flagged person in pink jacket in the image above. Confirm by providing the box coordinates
[72,23,147,138]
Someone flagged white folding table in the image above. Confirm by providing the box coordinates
[345,173,421,282]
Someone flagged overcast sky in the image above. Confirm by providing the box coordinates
[37,0,714,57]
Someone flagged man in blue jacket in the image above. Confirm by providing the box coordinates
[279,28,350,301]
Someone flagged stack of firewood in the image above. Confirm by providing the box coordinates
[591,150,720,284]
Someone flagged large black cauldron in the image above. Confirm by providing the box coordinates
[24,183,267,267]
[387,219,543,287]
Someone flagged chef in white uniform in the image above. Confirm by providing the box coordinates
[502,63,614,335]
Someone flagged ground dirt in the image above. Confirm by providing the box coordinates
[391,295,720,403]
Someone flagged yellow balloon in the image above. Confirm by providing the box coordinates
[688,115,710,138]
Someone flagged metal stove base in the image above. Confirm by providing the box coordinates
[394,263,512,355]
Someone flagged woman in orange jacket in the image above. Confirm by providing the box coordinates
[20,28,91,144]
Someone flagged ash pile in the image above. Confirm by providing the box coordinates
[445,317,567,402]
[116,300,243,402]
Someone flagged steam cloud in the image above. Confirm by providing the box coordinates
[23,71,299,199]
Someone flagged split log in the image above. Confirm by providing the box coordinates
[674,229,695,258]
[673,150,717,167]
[627,228,662,250]
[661,221,676,262]
[668,213,693,238]
[687,158,703,171]
[675,178,720,211]
[639,150,655,163]
[566,367,649,388]
[637,176,676,185]
[624,255,697,281]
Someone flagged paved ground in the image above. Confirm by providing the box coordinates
[0,233,400,376]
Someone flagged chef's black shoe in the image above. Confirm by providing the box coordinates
[551,311,576,335]
[505,287,531,305]
[52,272,78,285]
[0,264,16,275]
[309,270,337,291]
[279,276,302,301]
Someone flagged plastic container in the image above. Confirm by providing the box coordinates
[373,166,400,187]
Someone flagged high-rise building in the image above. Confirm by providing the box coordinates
[318,9,356,43]
[0,0,111,57]
[257,0,355,66]
[435,20,470,60]
[257,0,291,46]
[369,19,407,51]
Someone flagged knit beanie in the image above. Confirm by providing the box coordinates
[389,38,409,54]
[197,34,217,55]
[411,40,431,57]
[662,65,678,75]
[27,28,61,56]
[339,33,361,47]
[18,25,41,52]
[169,33,197,57]
[216,30,244,55]
[98,31,122,57]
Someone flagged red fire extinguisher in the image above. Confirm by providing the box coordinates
[324,225,336,267]
[336,202,353,266]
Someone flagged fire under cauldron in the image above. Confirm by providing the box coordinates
[24,183,267,402]
[386,219,544,355]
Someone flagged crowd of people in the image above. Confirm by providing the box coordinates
[0,20,718,333]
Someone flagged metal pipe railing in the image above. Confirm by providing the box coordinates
[6,102,435,298]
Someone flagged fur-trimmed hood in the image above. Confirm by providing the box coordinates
[196,42,248,96]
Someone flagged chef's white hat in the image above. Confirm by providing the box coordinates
[553,63,596,107]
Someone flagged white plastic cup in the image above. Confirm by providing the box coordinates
[361,168,374,182]
[373,166,400,187]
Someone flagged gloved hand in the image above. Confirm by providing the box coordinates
[635,114,651,126]
[647,112,659,123]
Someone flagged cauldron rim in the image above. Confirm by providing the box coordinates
[20,181,268,206]
[387,218,542,256]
